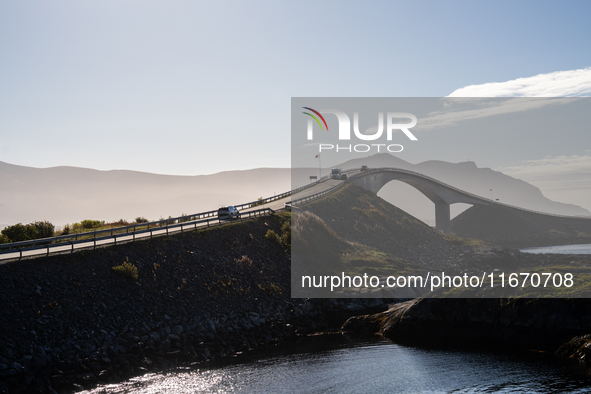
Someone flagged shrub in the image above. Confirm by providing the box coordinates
[281,220,291,246]
[112,258,139,281]
[1,223,30,242]
[61,224,71,235]
[265,229,280,243]
[178,213,191,223]
[33,221,55,239]
[252,197,265,207]
[159,216,175,226]
[135,217,149,224]
[235,255,253,267]
[80,220,104,229]
[1,221,55,242]
[0,234,10,244]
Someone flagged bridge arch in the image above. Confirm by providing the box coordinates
[351,169,491,233]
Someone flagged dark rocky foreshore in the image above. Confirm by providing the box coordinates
[0,215,392,394]
[342,297,591,357]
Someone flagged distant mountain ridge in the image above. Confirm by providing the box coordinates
[0,161,293,227]
[0,154,588,227]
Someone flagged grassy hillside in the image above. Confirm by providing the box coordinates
[293,183,591,298]
[451,204,591,247]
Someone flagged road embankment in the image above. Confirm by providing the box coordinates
[0,214,391,393]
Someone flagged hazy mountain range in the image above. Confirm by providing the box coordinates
[0,154,588,229]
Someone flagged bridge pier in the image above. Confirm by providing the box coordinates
[435,202,450,233]
[352,169,491,234]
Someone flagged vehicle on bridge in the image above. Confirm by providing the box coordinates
[361,165,369,171]
[218,206,241,220]
[340,173,349,180]
[330,168,342,179]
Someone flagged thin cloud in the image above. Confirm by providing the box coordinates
[499,155,591,182]
[416,67,591,131]
[416,97,572,131]
[448,67,591,97]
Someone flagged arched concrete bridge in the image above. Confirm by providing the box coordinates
[349,168,493,233]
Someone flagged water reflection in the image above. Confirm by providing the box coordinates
[521,243,591,255]
[85,335,591,393]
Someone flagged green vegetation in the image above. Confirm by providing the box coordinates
[341,243,415,277]
[1,204,286,247]
[443,233,490,247]
[178,213,192,223]
[262,213,291,248]
[77,220,105,230]
[265,229,280,243]
[252,197,265,207]
[112,258,139,281]
[58,219,143,237]
[281,220,291,247]
[159,216,175,226]
[2,223,33,242]
[1,221,55,243]
[291,211,349,274]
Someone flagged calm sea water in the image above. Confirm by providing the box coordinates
[85,335,591,394]
[520,243,591,255]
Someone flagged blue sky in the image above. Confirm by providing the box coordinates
[1,0,591,176]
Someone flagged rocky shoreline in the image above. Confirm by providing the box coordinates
[341,297,591,358]
[1,295,391,393]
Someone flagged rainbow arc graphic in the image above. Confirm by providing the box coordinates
[302,107,329,131]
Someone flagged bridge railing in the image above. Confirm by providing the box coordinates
[353,167,591,220]
[0,208,274,260]
[232,181,322,210]
[285,180,348,210]
[0,178,332,261]
[0,168,345,259]
[0,179,325,253]
[488,200,591,220]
